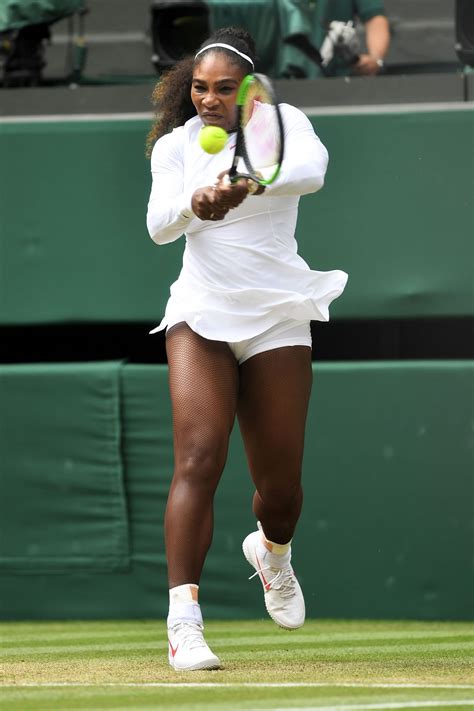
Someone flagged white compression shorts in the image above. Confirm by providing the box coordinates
[166,318,312,364]
[228,318,312,364]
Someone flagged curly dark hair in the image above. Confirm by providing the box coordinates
[145,26,256,157]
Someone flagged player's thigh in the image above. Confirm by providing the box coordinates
[166,323,239,460]
[237,345,312,490]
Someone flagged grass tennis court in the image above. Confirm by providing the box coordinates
[1,619,473,710]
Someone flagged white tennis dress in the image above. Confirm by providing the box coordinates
[146,103,348,342]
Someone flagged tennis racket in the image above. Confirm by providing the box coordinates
[228,73,285,187]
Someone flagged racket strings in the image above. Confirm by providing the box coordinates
[240,79,283,179]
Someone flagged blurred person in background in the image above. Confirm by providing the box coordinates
[313,0,390,76]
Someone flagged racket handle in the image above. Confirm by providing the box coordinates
[228,164,238,182]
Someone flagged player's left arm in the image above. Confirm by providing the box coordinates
[263,105,329,198]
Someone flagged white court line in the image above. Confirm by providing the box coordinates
[2,682,474,689]
[0,102,473,124]
[248,704,474,711]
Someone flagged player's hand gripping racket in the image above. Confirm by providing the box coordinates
[228,73,284,188]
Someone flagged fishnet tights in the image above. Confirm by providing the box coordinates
[165,322,312,587]
[165,323,239,587]
[238,346,312,544]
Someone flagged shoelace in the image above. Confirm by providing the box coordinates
[169,621,207,650]
[249,565,297,599]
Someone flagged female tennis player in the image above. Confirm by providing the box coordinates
[146,26,348,672]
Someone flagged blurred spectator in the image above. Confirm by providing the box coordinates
[0,0,86,86]
[313,0,390,76]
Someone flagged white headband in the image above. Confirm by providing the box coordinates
[194,42,254,68]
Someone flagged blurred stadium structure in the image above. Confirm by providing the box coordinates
[0,0,88,86]
[0,0,473,87]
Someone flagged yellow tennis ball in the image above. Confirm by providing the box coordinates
[199,125,228,154]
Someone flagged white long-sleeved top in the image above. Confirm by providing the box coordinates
[147,103,348,341]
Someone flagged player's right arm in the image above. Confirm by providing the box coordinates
[147,129,249,236]
[146,129,197,245]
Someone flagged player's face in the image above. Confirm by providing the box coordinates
[191,53,245,132]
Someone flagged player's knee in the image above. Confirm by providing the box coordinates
[259,480,303,513]
[175,436,228,490]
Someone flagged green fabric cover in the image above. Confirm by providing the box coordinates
[0,361,130,573]
[0,110,472,324]
[204,360,474,620]
[120,365,172,570]
[302,109,474,319]
[0,0,84,31]
[0,361,473,621]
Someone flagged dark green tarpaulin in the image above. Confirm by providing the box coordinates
[0,361,129,573]
[0,361,473,620]
[0,0,84,31]
[1,109,472,325]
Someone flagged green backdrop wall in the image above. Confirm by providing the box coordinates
[1,105,473,623]
[1,361,472,621]
[0,107,473,325]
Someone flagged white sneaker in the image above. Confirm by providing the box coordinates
[242,528,305,630]
[168,620,221,671]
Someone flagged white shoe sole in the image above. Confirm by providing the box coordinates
[242,535,304,631]
[169,656,221,671]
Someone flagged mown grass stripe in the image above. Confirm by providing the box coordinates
[2,683,473,688]
[248,703,474,710]
[2,620,472,697]
[7,635,474,648]
[2,630,472,645]
[2,640,471,658]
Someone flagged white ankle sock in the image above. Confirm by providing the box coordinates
[169,583,199,605]
[168,584,201,627]
[258,524,292,568]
